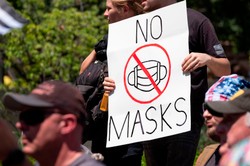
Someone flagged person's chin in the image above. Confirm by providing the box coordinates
[142,5,150,12]
[23,145,34,156]
[141,2,146,7]
[22,144,37,155]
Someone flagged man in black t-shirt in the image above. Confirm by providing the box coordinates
[141,0,231,166]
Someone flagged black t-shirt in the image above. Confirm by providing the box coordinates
[187,8,227,126]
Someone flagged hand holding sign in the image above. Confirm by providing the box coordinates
[106,1,190,147]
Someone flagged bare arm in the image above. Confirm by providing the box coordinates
[79,50,97,75]
[207,56,231,77]
[182,52,231,77]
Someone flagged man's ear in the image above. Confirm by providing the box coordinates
[60,114,78,135]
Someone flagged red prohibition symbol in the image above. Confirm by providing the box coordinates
[124,43,171,104]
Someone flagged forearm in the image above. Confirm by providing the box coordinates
[207,56,231,77]
[79,50,97,74]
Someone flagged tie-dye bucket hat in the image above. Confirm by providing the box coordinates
[205,74,250,102]
[203,74,250,116]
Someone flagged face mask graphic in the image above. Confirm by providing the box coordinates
[128,60,167,92]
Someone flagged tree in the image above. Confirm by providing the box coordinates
[0,0,107,93]
[2,0,250,93]
[186,0,250,55]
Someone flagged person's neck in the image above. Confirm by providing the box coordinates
[150,0,176,12]
[161,0,177,8]
[54,150,82,166]
[37,153,82,166]
[36,144,83,166]
[34,150,58,166]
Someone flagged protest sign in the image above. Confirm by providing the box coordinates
[107,1,190,147]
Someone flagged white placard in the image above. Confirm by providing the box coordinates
[106,1,190,147]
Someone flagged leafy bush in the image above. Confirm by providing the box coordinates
[0,0,107,93]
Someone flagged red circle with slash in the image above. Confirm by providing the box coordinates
[124,43,171,104]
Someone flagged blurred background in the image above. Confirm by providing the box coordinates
[0,0,249,164]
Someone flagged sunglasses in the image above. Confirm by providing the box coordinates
[202,102,223,117]
[202,103,208,112]
[19,109,54,126]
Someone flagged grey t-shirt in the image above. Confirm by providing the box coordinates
[70,154,105,166]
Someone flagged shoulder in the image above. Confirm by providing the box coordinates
[187,8,208,20]
[70,154,106,166]
[187,8,213,28]
[200,143,220,154]
[195,143,220,166]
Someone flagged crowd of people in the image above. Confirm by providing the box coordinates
[1,0,250,166]
[196,74,250,166]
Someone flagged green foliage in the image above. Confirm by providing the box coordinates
[187,0,250,54]
[1,0,107,93]
[2,0,248,93]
